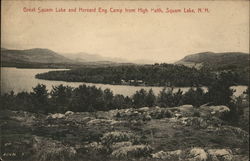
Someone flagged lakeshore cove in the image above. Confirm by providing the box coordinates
[23,7,208,14]
[1,67,247,97]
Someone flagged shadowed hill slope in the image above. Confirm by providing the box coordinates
[176,52,249,69]
[1,48,74,64]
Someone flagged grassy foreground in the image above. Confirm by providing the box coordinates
[0,105,249,161]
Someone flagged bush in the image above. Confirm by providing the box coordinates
[110,141,133,151]
[111,145,153,158]
[32,137,76,161]
[193,110,201,117]
[84,142,106,153]
[150,108,173,119]
[101,131,138,145]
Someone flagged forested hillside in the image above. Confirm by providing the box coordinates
[1,48,73,63]
[176,52,249,69]
[36,63,248,86]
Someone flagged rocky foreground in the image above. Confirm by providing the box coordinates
[1,105,249,161]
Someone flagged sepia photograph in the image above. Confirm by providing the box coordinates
[0,0,249,161]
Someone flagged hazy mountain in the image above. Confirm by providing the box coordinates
[132,59,157,64]
[1,47,156,67]
[61,52,158,64]
[0,48,137,68]
[61,52,128,63]
[175,52,249,69]
[1,48,74,64]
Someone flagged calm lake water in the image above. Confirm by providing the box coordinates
[1,67,247,97]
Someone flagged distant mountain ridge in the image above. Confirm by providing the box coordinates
[61,52,156,64]
[1,48,73,64]
[61,52,128,63]
[1,47,155,67]
[175,52,249,69]
[2,48,249,69]
[0,48,135,68]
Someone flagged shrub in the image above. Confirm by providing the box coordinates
[111,145,153,158]
[101,131,138,145]
[110,141,133,151]
[150,108,173,119]
[84,142,106,153]
[32,137,76,161]
[193,110,200,117]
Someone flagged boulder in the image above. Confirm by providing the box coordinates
[176,105,194,111]
[171,105,195,117]
[188,148,207,161]
[207,149,233,161]
[210,106,230,118]
[152,150,168,159]
[152,150,182,160]
[168,150,182,157]
[138,107,150,113]
[200,106,230,118]
[180,117,189,125]
[142,114,152,121]
[209,106,230,113]
[95,111,112,119]
[149,108,173,119]
[47,113,65,119]
[65,111,74,116]
[175,113,182,118]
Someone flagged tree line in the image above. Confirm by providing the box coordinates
[1,72,249,116]
[35,63,249,87]
[35,64,213,86]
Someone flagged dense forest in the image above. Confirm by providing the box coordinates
[35,63,248,86]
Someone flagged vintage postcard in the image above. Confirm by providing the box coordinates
[1,0,249,161]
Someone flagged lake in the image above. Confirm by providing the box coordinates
[1,67,247,97]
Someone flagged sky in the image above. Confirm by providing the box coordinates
[1,1,249,63]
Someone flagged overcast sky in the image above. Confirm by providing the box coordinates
[1,1,249,62]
